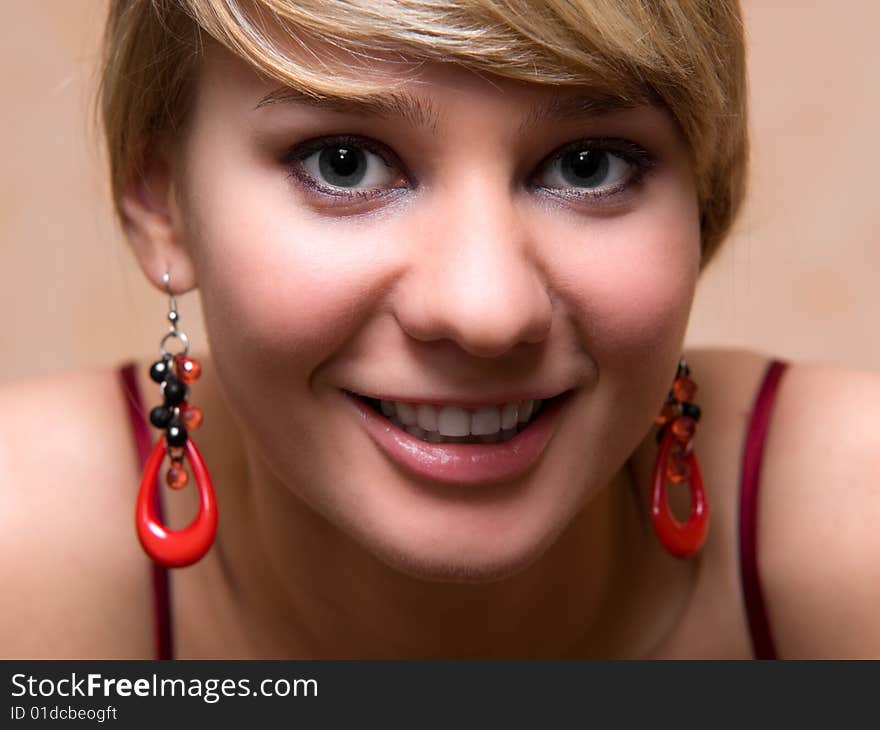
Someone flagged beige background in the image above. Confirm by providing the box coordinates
[2,1,879,382]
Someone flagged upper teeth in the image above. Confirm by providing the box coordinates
[379,399,541,437]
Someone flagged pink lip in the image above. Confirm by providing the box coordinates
[344,390,574,485]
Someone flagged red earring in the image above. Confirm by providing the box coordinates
[135,273,218,568]
[650,358,709,559]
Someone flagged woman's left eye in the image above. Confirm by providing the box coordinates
[532,140,655,200]
[286,135,404,201]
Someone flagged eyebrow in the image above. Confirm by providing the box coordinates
[255,87,443,132]
[253,87,645,135]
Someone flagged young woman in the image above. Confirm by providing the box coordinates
[3,0,879,659]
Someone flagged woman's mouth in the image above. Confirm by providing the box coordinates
[342,389,575,485]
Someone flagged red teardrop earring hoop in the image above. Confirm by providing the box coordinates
[650,358,709,559]
[135,273,218,568]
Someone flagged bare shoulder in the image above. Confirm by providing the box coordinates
[0,366,154,658]
[752,358,880,658]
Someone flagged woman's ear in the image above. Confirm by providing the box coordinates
[119,146,197,294]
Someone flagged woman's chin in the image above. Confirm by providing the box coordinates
[351,516,563,585]
[376,547,542,584]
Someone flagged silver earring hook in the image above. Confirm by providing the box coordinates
[159,271,189,358]
[162,272,178,329]
[677,356,690,377]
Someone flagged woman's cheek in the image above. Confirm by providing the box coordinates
[551,210,698,355]
[586,249,695,361]
[542,201,700,426]
[181,160,388,375]
[199,231,387,375]
[176,126,355,369]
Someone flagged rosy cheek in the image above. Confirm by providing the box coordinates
[543,213,698,369]
[177,146,347,356]
[190,204,398,388]
[207,239,365,355]
[583,250,695,360]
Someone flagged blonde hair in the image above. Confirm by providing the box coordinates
[100,0,748,264]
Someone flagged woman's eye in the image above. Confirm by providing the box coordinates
[285,135,654,206]
[287,136,403,199]
[533,141,654,200]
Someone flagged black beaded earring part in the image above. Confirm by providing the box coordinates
[163,376,188,406]
[149,357,173,384]
[149,405,173,429]
[146,352,204,488]
[166,421,188,448]
[681,402,702,421]
[148,358,191,453]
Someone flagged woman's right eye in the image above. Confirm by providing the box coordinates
[286,135,406,201]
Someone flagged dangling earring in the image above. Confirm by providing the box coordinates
[135,272,218,568]
[650,357,709,559]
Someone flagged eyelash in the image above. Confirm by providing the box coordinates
[283,133,656,206]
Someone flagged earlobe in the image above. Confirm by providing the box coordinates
[119,150,197,294]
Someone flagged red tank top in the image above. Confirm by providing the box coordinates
[119,358,789,660]
[739,359,788,659]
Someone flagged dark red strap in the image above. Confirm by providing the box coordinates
[119,362,174,661]
[739,359,788,660]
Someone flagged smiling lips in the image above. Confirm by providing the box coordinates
[346,389,574,485]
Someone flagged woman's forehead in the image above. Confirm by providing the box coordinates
[199,39,657,129]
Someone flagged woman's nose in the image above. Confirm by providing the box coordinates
[392,180,553,359]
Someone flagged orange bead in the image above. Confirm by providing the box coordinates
[166,461,189,489]
[176,356,201,384]
[665,449,691,484]
[654,400,680,426]
[179,403,203,431]
[672,375,696,403]
[671,416,696,444]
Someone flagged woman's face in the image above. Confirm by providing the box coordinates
[169,42,701,581]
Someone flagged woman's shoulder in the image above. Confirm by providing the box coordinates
[748,354,880,658]
[687,347,880,658]
[0,363,155,658]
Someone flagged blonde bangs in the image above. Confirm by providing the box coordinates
[189,1,658,92]
[102,0,747,262]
